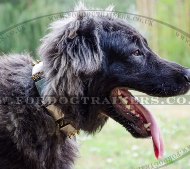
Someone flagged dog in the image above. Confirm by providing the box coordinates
[0,4,189,169]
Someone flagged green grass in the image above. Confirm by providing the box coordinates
[75,98,190,169]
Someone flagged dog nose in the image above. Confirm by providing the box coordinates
[184,69,190,82]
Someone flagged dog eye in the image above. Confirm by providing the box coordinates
[132,49,141,56]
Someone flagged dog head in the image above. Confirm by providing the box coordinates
[39,4,190,158]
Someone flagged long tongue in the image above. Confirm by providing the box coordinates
[135,103,164,159]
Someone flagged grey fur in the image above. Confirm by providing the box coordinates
[0,54,78,169]
[0,4,111,168]
[39,14,103,97]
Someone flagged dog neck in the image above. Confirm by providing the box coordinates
[32,61,79,138]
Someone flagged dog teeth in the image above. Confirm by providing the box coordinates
[118,96,128,105]
[136,114,140,117]
[131,110,135,114]
[144,123,151,129]
[117,89,122,96]
[146,128,151,131]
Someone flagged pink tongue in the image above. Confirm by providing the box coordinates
[135,103,165,159]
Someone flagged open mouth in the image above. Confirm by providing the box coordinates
[107,87,164,159]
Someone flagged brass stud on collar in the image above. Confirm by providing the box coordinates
[32,60,41,67]
[67,130,80,139]
[32,71,44,81]
[68,133,75,139]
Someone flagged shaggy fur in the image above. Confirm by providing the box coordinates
[0,4,190,169]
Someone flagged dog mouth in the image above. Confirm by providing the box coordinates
[106,87,164,159]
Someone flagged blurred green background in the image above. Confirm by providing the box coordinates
[0,0,190,169]
[0,0,190,66]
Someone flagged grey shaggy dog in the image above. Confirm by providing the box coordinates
[0,5,111,169]
[0,3,190,169]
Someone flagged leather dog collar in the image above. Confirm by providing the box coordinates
[32,61,79,138]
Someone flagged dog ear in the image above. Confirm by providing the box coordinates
[39,14,102,96]
[58,17,102,76]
